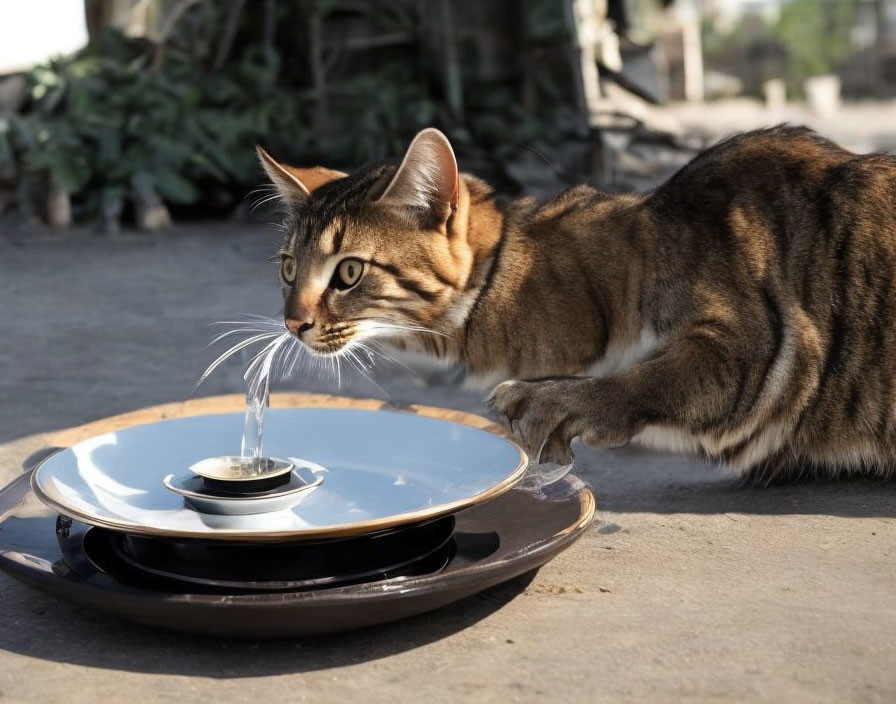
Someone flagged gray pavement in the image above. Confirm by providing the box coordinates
[1,223,894,703]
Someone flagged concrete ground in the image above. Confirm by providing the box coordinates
[665,97,896,155]
[1,220,895,704]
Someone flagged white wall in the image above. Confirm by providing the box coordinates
[0,0,89,74]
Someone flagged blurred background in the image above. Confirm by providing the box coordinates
[1,0,895,233]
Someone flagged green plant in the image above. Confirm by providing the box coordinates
[2,0,583,229]
[2,27,307,227]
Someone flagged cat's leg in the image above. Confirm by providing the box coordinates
[489,325,819,469]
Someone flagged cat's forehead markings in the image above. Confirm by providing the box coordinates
[317,217,347,256]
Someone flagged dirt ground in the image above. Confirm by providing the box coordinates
[1,194,895,701]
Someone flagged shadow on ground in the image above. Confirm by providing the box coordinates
[578,445,896,519]
[593,475,896,518]
[0,570,534,676]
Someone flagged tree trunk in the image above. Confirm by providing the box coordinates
[46,177,72,228]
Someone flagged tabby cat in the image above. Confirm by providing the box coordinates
[257,125,896,480]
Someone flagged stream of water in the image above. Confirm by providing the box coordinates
[239,382,267,474]
[235,330,294,475]
[199,320,294,477]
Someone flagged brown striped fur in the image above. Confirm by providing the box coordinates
[258,126,896,480]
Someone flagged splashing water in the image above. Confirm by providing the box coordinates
[198,314,450,474]
[234,327,290,475]
[198,316,291,475]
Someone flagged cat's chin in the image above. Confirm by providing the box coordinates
[302,341,352,357]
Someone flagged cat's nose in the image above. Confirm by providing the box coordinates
[285,318,314,337]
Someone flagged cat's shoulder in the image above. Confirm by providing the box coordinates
[530,184,621,221]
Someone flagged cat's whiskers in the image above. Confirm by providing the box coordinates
[208,325,284,346]
[197,331,283,388]
[246,185,283,213]
[245,184,278,199]
[363,340,420,378]
[200,313,431,399]
[249,193,285,213]
[341,342,391,397]
[357,319,448,340]
[353,341,378,367]
[282,335,305,378]
[200,315,302,390]
[243,332,292,395]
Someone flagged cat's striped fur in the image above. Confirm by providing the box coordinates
[258,126,896,480]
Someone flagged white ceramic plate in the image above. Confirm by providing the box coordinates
[32,407,527,541]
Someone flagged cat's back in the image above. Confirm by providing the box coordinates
[658,126,851,204]
[653,125,896,217]
[642,126,896,293]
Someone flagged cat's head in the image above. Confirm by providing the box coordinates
[258,128,477,357]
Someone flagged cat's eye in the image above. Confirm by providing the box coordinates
[280,255,297,285]
[331,258,365,290]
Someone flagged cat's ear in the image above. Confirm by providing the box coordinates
[256,146,310,208]
[256,146,347,208]
[377,128,458,221]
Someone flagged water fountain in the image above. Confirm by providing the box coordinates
[0,321,594,637]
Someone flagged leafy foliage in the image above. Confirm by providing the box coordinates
[1,0,582,227]
[1,28,306,222]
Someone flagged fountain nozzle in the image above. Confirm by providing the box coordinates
[190,456,293,495]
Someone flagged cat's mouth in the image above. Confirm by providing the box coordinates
[301,323,357,356]
[292,319,426,356]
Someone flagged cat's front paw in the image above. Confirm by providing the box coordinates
[488,378,587,465]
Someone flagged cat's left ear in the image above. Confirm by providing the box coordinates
[377,128,458,222]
